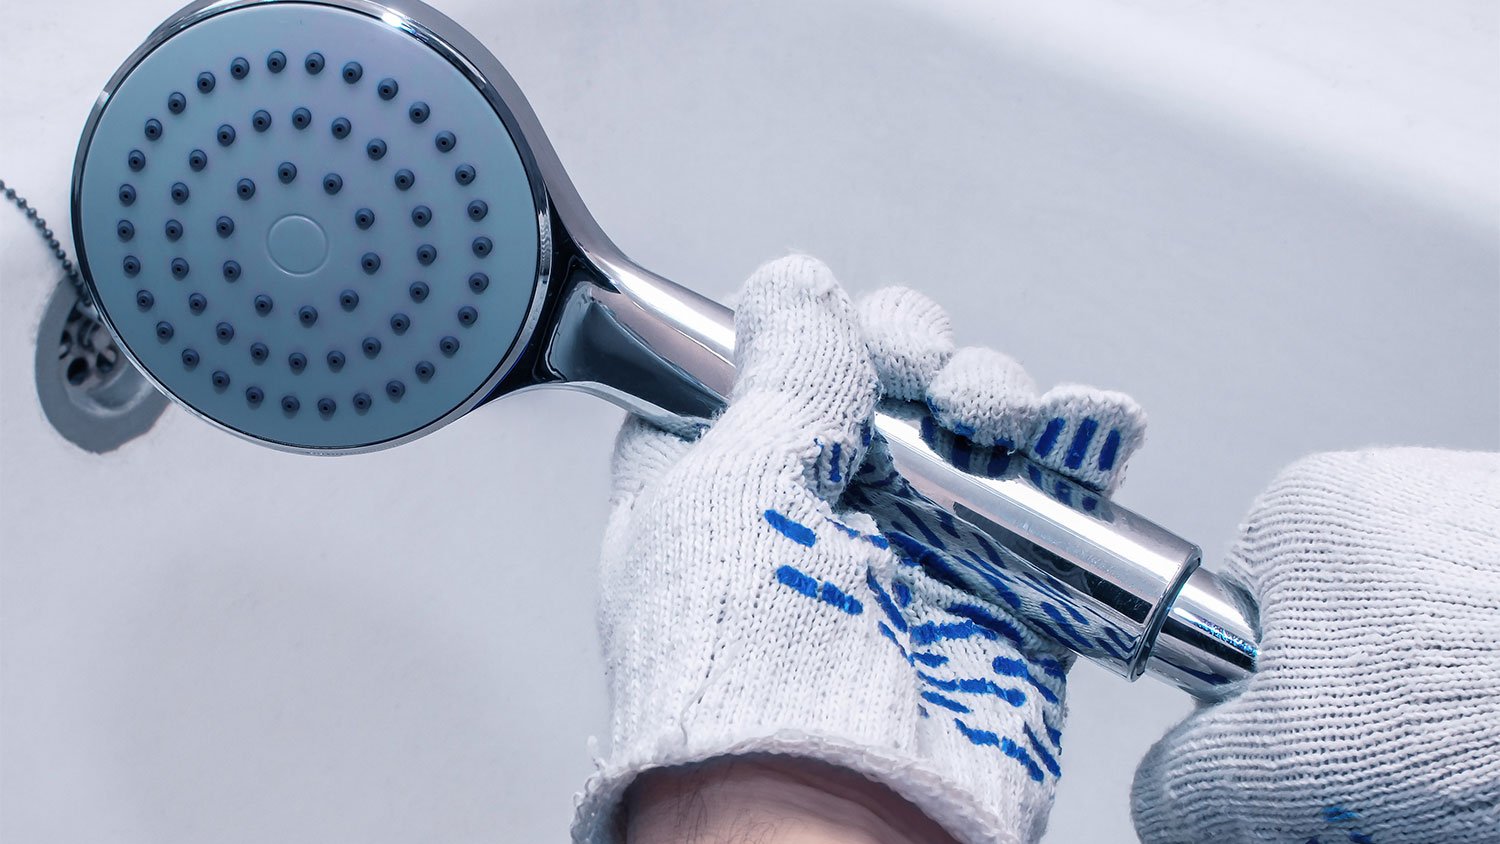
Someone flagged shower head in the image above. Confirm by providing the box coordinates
[73,0,558,451]
[72,0,1258,698]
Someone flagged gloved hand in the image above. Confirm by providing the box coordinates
[1133,448,1500,843]
[573,255,1146,844]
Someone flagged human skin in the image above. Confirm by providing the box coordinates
[624,755,963,844]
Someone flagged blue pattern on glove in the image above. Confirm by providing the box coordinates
[761,453,1074,787]
[1295,805,1373,843]
[764,509,817,546]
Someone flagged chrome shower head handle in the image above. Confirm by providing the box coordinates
[72,0,1257,698]
[520,226,1259,698]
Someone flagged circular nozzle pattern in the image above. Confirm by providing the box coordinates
[76,2,543,450]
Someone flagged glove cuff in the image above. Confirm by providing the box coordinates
[573,731,1036,844]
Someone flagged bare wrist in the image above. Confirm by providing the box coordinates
[623,755,961,844]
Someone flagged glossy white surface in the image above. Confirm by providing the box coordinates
[3,1,1496,841]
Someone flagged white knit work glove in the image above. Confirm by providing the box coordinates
[1132,448,1500,843]
[573,255,1146,844]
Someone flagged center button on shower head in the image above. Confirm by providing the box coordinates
[265,215,328,275]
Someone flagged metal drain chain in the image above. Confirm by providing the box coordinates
[0,178,84,294]
[2,177,122,386]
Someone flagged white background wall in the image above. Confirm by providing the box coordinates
[3,1,1496,841]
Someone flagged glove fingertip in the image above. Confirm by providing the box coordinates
[1028,385,1147,492]
[732,255,872,403]
[857,286,955,401]
[713,255,877,501]
[1129,731,1177,842]
[926,346,1042,449]
[1129,704,1228,843]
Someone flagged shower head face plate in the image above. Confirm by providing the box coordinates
[75,1,546,451]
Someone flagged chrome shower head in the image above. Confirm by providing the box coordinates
[74,0,555,451]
